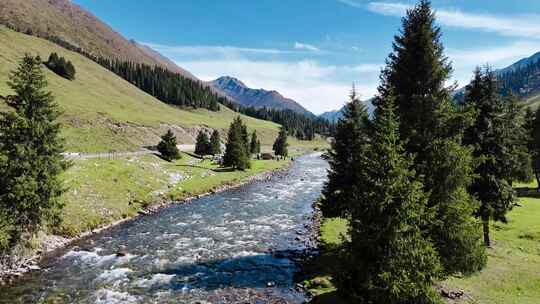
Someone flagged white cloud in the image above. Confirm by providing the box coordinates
[142,42,293,56]
[366,2,540,39]
[294,42,321,52]
[175,59,379,114]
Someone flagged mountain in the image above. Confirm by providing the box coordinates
[0,26,281,153]
[210,76,313,116]
[319,107,345,123]
[0,0,192,77]
[498,52,540,75]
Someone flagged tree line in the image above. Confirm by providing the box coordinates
[321,1,532,302]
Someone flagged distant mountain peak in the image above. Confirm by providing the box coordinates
[214,76,248,89]
[210,76,312,116]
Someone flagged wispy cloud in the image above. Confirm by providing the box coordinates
[366,2,540,39]
[294,42,321,52]
[336,0,365,8]
[142,42,294,56]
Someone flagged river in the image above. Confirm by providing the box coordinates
[0,153,328,303]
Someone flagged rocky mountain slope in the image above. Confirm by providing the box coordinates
[210,76,313,116]
[0,0,193,77]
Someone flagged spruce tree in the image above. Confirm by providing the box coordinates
[341,95,442,303]
[157,129,180,161]
[463,67,527,246]
[273,127,289,157]
[531,108,540,188]
[223,117,251,170]
[195,130,211,156]
[250,130,259,154]
[379,0,485,275]
[321,88,370,217]
[0,54,69,249]
[210,130,221,155]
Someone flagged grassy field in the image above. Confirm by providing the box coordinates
[306,194,540,304]
[57,153,292,236]
[442,196,540,304]
[0,26,281,152]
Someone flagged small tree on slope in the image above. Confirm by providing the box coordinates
[223,117,251,170]
[195,130,211,156]
[158,130,180,161]
[210,130,221,155]
[273,127,289,157]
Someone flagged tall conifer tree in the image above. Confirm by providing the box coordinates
[0,54,69,249]
[378,0,485,274]
[341,95,442,303]
[321,87,370,217]
[463,67,529,246]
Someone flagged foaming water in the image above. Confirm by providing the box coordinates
[0,153,328,303]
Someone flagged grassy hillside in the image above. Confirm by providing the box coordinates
[0,0,190,76]
[0,26,281,152]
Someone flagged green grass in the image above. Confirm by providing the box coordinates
[57,153,291,236]
[442,197,540,304]
[0,26,281,152]
[302,217,349,303]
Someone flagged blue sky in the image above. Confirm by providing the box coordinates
[74,0,540,114]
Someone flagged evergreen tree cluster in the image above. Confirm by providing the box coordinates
[0,55,68,253]
[45,53,76,80]
[95,58,222,111]
[223,117,251,170]
[498,59,540,97]
[321,1,532,302]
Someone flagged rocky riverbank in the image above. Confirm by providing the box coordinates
[0,160,294,285]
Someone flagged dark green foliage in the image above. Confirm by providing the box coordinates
[273,127,289,157]
[210,130,221,155]
[462,67,529,246]
[157,130,180,161]
[321,88,370,218]
[378,0,485,275]
[528,107,540,188]
[0,54,69,252]
[223,117,251,170]
[45,52,76,80]
[194,131,211,156]
[95,58,221,111]
[340,96,442,304]
[250,131,260,154]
